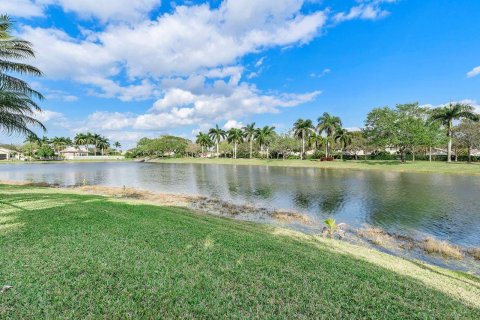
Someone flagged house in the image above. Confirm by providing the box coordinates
[60,146,89,160]
[0,147,15,160]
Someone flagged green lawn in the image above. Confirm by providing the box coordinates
[1,185,479,318]
[153,157,480,175]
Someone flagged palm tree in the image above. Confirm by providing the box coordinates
[227,128,244,159]
[255,126,276,159]
[113,141,121,153]
[97,136,110,156]
[0,15,45,136]
[74,133,88,152]
[243,123,257,159]
[24,133,39,161]
[293,119,315,160]
[334,128,352,161]
[430,103,479,162]
[91,133,102,156]
[208,125,226,157]
[196,132,212,155]
[317,112,342,158]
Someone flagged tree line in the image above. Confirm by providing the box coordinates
[19,133,121,160]
[130,102,480,162]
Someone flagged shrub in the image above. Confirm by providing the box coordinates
[320,156,334,161]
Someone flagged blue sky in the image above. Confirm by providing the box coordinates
[2,0,480,148]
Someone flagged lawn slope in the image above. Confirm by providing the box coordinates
[152,158,480,175]
[0,185,479,319]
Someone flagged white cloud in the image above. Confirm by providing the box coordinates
[6,0,161,22]
[223,120,244,130]
[333,0,396,23]
[310,68,331,78]
[32,109,70,128]
[0,0,44,18]
[467,66,480,78]
[421,99,480,114]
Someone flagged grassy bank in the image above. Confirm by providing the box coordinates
[1,185,479,318]
[152,157,480,175]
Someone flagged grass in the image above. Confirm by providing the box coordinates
[0,184,479,318]
[152,157,480,175]
[421,238,464,260]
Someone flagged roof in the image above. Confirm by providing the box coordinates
[0,147,15,153]
[60,146,89,153]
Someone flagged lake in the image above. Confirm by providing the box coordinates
[1,162,479,247]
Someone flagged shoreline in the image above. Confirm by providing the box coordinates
[146,157,480,176]
[2,180,478,274]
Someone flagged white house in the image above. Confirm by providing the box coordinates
[0,147,15,160]
[60,146,89,160]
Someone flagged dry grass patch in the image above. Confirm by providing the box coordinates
[467,248,480,260]
[422,237,464,260]
[358,227,396,247]
[271,209,311,224]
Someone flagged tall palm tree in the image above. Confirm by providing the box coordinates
[195,132,212,155]
[227,128,244,159]
[430,103,479,162]
[208,125,226,157]
[243,122,257,159]
[24,133,39,161]
[334,128,352,161]
[255,126,276,159]
[293,119,315,160]
[91,133,102,156]
[97,136,110,156]
[317,112,342,158]
[113,141,121,153]
[0,15,45,136]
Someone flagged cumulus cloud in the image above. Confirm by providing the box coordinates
[0,0,44,18]
[467,66,480,78]
[7,0,161,22]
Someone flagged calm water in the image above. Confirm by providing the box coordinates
[1,162,479,247]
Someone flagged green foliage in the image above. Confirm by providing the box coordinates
[133,135,190,157]
[35,144,55,158]
[0,15,45,136]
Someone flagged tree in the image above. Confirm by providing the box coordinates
[91,133,102,156]
[97,136,110,156]
[270,133,300,160]
[227,128,244,159]
[208,125,226,157]
[430,103,479,162]
[0,15,45,136]
[317,113,342,158]
[195,132,212,155]
[74,133,88,151]
[454,120,480,163]
[345,131,367,160]
[36,144,54,159]
[24,133,39,161]
[364,103,427,162]
[255,126,276,159]
[334,128,352,161]
[243,122,257,159]
[293,119,315,160]
[113,141,121,151]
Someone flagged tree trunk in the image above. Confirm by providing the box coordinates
[455,147,458,162]
[468,146,472,163]
[234,142,237,159]
[354,152,358,160]
[201,146,204,155]
[412,146,415,162]
[250,140,253,159]
[429,146,432,162]
[216,142,219,157]
[340,149,343,161]
[301,135,305,160]
[447,129,452,162]
[400,149,405,163]
[325,140,329,158]
[266,147,269,159]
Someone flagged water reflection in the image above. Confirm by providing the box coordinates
[0,162,479,247]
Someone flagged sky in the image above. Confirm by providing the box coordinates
[1,0,480,148]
